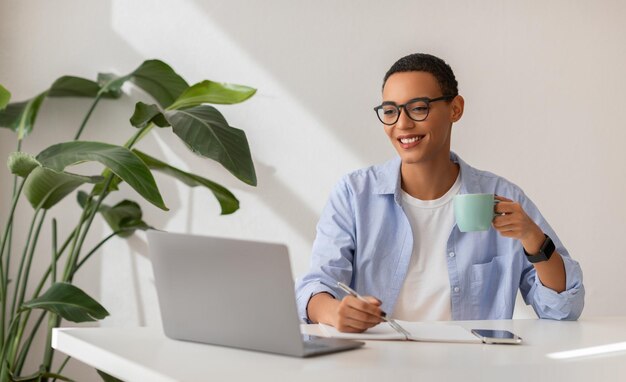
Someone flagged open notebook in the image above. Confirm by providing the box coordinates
[319,320,482,344]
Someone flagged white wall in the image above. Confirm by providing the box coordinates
[1,0,625,379]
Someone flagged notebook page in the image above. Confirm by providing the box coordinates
[318,322,406,340]
[397,321,482,343]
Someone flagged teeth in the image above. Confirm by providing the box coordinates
[400,136,422,144]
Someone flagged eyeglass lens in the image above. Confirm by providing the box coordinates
[378,99,429,125]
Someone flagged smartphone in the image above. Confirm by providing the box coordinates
[471,329,522,344]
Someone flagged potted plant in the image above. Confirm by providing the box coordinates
[0,60,257,381]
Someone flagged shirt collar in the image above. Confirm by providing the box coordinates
[373,151,482,198]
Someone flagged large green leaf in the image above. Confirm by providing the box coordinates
[0,75,122,138]
[92,168,122,195]
[134,150,239,215]
[46,75,121,99]
[0,91,47,139]
[36,141,168,210]
[97,72,124,98]
[77,191,151,237]
[23,166,103,209]
[0,84,9,110]
[164,105,257,186]
[129,101,170,129]
[93,60,188,110]
[168,80,256,110]
[21,282,109,323]
[47,76,100,98]
[129,60,188,108]
[0,60,185,139]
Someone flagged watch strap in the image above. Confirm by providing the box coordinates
[524,234,555,263]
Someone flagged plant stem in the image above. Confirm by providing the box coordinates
[42,312,57,374]
[124,122,153,149]
[9,226,77,375]
[4,140,23,301]
[9,208,41,321]
[28,226,77,309]
[73,93,103,140]
[13,311,45,374]
[52,219,58,284]
[17,209,47,310]
[65,176,113,283]
[0,180,25,262]
[53,355,70,381]
[0,311,25,377]
[8,210,47,368]
[0,179,25,342]
[61,194,93,283]
[75,231,121,271]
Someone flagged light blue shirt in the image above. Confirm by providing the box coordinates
[295,152,584,323]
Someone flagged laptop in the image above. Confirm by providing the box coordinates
[147,231,364,357]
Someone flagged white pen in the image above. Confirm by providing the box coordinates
[336,282,411,338]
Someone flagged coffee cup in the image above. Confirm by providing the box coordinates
[453,193,500,232]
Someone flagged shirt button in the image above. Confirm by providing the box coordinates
[448,252,455,258]
[453,286,460,293]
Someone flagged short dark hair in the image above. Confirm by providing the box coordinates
[383,53,458,96]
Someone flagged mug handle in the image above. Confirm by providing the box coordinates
[493,199,506,217]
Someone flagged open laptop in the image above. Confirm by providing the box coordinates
[147,231,364,357]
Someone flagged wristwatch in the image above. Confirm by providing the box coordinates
[524,234,555,263]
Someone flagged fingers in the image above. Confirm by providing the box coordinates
[492,214,516,228]
[362,296,382,306]
[344,295,384,318]
[335,295,385,333]
[339,317,380,332]
[494,195,513,202]
[493,195,542,244]
[494,201,518,215]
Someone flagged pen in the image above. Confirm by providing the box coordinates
[336,282,411,338]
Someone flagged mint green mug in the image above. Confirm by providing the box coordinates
[453,193,500,232]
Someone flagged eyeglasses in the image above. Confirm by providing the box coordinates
[373,95,456,125]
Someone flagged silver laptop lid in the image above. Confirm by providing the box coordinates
[147,231,304,356]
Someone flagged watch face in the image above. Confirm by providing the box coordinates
[541,235,555,260]
[527,235,554,263]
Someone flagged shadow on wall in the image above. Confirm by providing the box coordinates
[143,124,320,245]
[189,0,446,165]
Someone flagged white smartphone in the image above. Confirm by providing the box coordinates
[471,329,522,344]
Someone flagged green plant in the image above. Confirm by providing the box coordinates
[0,60,257,381]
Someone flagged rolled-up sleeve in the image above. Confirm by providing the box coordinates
[518,192,585,320]
[294,177,356,323]
[525,255,584,320]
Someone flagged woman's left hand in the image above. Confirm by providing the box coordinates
[492,195,545,254]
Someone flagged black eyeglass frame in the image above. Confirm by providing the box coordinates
[373,95,457,125]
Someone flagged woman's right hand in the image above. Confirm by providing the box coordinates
[307,292,385,333]
[333,295,386,332]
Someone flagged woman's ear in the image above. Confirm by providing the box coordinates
[450,95,465,122]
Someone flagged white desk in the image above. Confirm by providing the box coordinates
[52,317,626,382]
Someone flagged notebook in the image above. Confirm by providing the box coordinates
[319,320,482,344]
[147,231,365,357]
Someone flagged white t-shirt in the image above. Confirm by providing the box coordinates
[392,174,462,321]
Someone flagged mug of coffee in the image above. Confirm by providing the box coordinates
[453,193,499,232]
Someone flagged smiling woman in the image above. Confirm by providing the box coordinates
[296,53,584,333]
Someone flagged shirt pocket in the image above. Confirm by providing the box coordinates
[470,255,513,319]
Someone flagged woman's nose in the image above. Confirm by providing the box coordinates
[395,107,415,129]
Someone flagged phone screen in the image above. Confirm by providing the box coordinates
[471,329,522,344]
[472,329,516,339]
